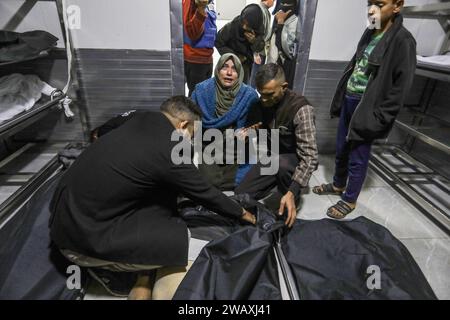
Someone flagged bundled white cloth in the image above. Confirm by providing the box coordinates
[0,73,57,122]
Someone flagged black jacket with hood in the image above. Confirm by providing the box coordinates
[215,4,265,64]
[330,14,417,142]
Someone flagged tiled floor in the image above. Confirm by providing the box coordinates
[85,154,450,300]
[304,154,450,300]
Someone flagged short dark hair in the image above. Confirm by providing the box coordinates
[160,96,202,122]
[255,63,286,89]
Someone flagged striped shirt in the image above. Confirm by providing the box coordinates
[291,105,319,188]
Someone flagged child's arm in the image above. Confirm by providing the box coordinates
[184,0,208,41]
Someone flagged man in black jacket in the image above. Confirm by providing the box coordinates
[50,96,256,299]
[312,0,416,219]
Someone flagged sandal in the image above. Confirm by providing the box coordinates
[312,183,344,196]
[326,200,355,219]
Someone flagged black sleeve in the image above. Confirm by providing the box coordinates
[376,37,417,126]
[96,111,137,137]
[215,22,236,56]
[251,35,265,54]
[245,102,263,128]
[275,24,283,53]
[163,162,244,219]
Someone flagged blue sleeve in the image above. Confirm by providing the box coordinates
[191,89,198,104]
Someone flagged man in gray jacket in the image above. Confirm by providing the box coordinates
[249,0,275,87]
[267,0,298,88]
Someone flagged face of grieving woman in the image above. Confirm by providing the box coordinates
[218,58,239,89]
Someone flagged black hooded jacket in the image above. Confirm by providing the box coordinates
[215,4,265,64]
[49,112,244,266]
[330,14,417,142]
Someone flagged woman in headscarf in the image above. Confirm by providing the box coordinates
[215,4,266,83]
[192,53,259,190]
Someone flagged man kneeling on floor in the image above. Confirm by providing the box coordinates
[235,63,319,227]
[49,96,256,300]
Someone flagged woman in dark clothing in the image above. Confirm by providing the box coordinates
[215,4,266,83]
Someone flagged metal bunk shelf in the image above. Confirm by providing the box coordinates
[369,3,450,234]
[415,59,450,82]
[0,95,65,140]
[394,119,450,155]
[404,3,450,81]
[394,2,450,150]
[370,144,450,234]
[393,95,450,155]
[0,49,53,67]
[0,0,71,140]
[0,148,62,227]
[400,106,450,125]
[394,1,450,147]
[402,2,450,19]
[0,0,72,218]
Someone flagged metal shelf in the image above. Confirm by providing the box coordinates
[388,0,450,233]
[0,1,73,228]
[403,3,450,19]
[0,95,64,140]
[0,0,71,140]
[0,151,62,227]
[416,60,450,82]
[400,107,450,127]
[0,49,53,67]
[394,119,450,155]
[370,145,450,235]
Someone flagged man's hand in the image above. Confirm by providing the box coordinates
[90,129,99,142]
[241,209,257,225]
[244,30,256,44]
[278,191,296,228]
[254,53,262,65]
[275,10,292,24]
[236,122,262,141]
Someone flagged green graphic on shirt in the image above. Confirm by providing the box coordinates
[347,32,384,95]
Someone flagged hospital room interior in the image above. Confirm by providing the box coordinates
[0,0,448,301]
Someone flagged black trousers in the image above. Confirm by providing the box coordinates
[235,153,298,200]
[198,163,238,192]
[184,61,213,96]
[242,60,252,85]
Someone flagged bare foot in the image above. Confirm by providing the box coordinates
[128,274,153,300]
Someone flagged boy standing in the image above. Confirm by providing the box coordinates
[313,0,416,219]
